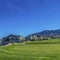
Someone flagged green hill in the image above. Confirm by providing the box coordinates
[0,39,60,60]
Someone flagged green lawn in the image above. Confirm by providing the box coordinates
[0,39,60,60]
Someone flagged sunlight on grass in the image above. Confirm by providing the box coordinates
[0,39,60,60]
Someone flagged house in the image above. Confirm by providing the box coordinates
[2,34,25,45]
[26,35,38,41]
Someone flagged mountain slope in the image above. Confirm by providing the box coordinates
[26,29,60,40]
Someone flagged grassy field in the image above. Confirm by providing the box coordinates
[0,39,60,60]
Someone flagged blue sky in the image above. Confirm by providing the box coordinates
[0,0,60,37]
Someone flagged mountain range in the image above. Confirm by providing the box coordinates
[30,29,60,36]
